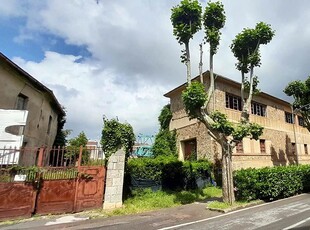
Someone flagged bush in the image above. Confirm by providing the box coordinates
[127,156,213,191]
[234,165,310,201]
[152,130,177,157]
[162,160,185,190]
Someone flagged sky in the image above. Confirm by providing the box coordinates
[1,0,310,141]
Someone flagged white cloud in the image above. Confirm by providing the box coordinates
[13,52,168,139]
[4,0,310,139]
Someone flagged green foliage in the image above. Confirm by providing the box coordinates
[108,186,222,216]
[234,165,310,201]
[207,200,252,210]
[233,168,260,201]
[41,168,78,180]
[210,111,234,136]
[171,0,202,45]
[158,104,173,130]
[67,131,89,164]
[152,129,177,158]
[244,75,260,95]
[231,22,275,73]
[182,81,206,119]
[162,159,212,190]
[203,1,226,55]
[248,123,264,140]
[232,122,263,141]
[127,157,168,182]
[53,109,71,147]
[284,76,310,131]
[68,131,88,147]
[162,160,186,190]
[208,111,263,141]
[1,165,39,182]
[101,118,135,159]
[121,123,136,156]
[127,156,212,191]
[232,123,249,141]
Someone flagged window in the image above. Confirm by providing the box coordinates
[291,143,296,155]
[298,116,305,127]
[251,102,266,117]
[47,116,52,134]
[226,93,267,117]
[260,139,266,153]
[16,94,28,110]
[236,141,243,153]
[285,112,294,124]
[305,144,308,155]
[226,93,242,111]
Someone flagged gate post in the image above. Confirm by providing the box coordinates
[37,147,45,167]
[103,149,125,210]
[77,146,83,166]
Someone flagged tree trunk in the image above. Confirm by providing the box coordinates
[241,67,254,122]
[206,52,215,110]
[221,142,235,204]
[185,42,191,85]
[241,71,245,108]
[199,43,203,84]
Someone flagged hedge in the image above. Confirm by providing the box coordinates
[127,156,212,191]
[234,165,310,201]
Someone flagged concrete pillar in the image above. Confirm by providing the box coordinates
[103,149,125,210]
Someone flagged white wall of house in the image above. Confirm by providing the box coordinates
[0,109,28,164]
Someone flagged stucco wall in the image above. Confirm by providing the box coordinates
[0,62,60,165]
[168,73,310,170]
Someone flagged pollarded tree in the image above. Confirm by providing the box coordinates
[284,77,310,131]
[171,1,274,204]
[203,1,225,105]
[231,22,275,122]
[171,0,202,85]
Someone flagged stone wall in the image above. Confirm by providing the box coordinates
[103,149,125,210]
[167,72,310,170]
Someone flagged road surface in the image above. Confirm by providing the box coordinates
[2,194,310,229]
[160,194,310,230]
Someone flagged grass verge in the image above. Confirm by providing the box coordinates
[89,186,222,218]
[207,199,262,212]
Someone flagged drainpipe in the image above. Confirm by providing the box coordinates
[291,106,299,165]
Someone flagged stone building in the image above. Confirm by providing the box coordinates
[0,52,64,165]
[164,71,310,170]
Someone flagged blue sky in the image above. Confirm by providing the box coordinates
[1,0,310,141]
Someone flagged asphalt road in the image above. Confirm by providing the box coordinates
[2,194,310,230]
[160,194,310,230]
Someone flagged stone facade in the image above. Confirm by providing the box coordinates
[0,52,64,165]
[165,71,310,170]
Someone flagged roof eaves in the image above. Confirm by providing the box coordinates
[163,70,291,106]
[0,52,65,115]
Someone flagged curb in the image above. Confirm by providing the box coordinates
[206,200,264,213]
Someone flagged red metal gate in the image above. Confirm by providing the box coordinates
[35,166,106,215]
[0,182,36,220]
[35,179,77,215]
[75,166,106,212]
[0,146,107,220]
